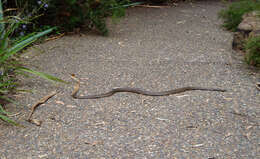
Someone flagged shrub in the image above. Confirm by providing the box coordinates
[245,36,260,66]
[45,0,130,35]
[3,0,132,36]
[149,0,169,3]
[132,0,173,4]
[219,0,260,31]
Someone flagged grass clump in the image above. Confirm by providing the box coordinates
[245,36,260,66]
[219,0,260,31]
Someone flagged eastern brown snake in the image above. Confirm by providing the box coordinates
[71,75,226,99]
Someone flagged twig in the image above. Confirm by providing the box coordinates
[7,112,21,117]
[84,140,103,146]
[135,5,170,8]
[256,82,260,91]
[230,111,248,117]
[45,33,65,42]
[27,91,57,122]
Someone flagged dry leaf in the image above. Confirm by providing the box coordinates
[30,119,42,126]
[56,101,65,105]
[66,105,76,108]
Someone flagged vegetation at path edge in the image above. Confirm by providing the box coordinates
[0,0,66,125]
[219,0,260,66]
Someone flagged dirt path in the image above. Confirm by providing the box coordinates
[0,1,259,159]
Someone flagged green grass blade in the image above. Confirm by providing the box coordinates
[15,89,34,93]
[0,103,18,126]
[0,21,21,52]
[109,2,144,10]
[0,0,4,34]
[14,70,32,78]
[0,27,57,63]
[0,104,11,115]
[17,67,68,84]
[0,0,7,50]
[0,95,18,105]
[0,82,17,87]
[13,32,37,45]
[0,89,8,93]
[0,114,18,125]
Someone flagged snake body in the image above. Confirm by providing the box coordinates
[72,85,226,99]
[70,75,226,99]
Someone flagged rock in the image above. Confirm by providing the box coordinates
[238,11,260,31]
[232,11,260,51]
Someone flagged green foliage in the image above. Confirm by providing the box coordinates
[17,67,67,83]
[44,0,131,35]
[0,1,66,125]
[0,25,60,125]
[2,0,50,36]
[0,104,20,126]
[2,0,144,35]
[149,0,169,3]
[245,36,260,66]
[133,0,169,3]
[219,0,260,31]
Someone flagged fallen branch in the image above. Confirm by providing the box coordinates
[27,91,57,123]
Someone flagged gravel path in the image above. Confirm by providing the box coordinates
[0,1,259,159]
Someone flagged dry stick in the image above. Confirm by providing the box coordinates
[27,91,57,122]
[45,33,65,42]
[7,112,21,117]
[256,82,260,91]
[135,5,170,8]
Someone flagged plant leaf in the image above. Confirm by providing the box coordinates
[0,27,56,63]
[0,95,18,105]
[0,104,11,115]
[0,113,18,126]
[17,67,68,84]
